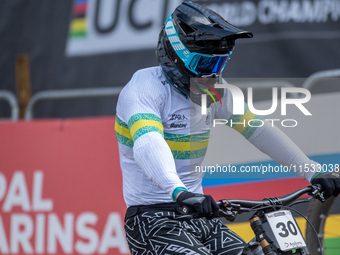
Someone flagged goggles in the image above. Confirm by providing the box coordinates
[186,52,232,77]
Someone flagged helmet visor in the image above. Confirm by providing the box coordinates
[187,52,231,77]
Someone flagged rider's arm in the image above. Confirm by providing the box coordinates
[248,120,340,198]
[133,131,187,199]
[247,121,317,182]
[215,88,318,182]
[117,74,187,200]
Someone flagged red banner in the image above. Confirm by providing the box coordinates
[0,117,129,255]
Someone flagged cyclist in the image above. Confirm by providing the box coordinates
[115,2,340,254]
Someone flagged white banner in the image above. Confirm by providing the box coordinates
[65,0,340,56]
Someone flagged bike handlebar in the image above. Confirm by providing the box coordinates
[218,185,322,210]
[180,184,324,221]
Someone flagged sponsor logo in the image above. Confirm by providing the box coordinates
[166,244,200,255]
[170,123,187,128]
[284,241,304,248]
[274,211,286,217]
[170,114,188,121]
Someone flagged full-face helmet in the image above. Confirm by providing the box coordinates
[156,1,253,105]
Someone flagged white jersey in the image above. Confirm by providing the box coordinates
[115,66,317,207]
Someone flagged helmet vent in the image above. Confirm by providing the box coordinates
[179,19,197,35]
[193,41,205,48]
[206,15,225,29]
[208,20,224,29]
[212,23,224,29]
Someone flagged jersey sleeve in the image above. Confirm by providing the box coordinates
[115,74,186,198]
[214,85,317,182]
[116,76,166,144]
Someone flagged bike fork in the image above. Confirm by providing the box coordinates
[250,215,278,255]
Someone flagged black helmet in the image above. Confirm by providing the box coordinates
[156,1,253,105]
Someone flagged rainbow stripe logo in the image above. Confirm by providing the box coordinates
[69,0,88,38]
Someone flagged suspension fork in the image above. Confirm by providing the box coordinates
[249,213,278,255]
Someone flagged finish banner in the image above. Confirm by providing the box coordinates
[0,118,129,255]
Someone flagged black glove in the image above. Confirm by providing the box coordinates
[177,191,219,219]
[311,171,340,199]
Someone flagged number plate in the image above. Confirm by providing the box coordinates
[265,210,306,251]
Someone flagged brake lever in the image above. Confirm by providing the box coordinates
[218,200,251,222]
[180,204,240,222]
[219,209,237,222]
[316,192,325,203]
[308,184,325,203]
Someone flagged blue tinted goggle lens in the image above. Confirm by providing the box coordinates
[188,53,231,76]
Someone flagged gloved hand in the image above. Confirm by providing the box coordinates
[177,191,219,219]
[311,171,340,199]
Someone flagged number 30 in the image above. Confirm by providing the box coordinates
[276,221,298,237]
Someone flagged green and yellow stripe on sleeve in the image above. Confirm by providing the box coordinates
[164,131,210,160]
[115,114,209,160]
[115,113,164,148]
[115,116,134,148]
[227,103,264,140]
[128,113,164,142]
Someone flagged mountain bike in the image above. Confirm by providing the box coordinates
[181,184,328,255]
